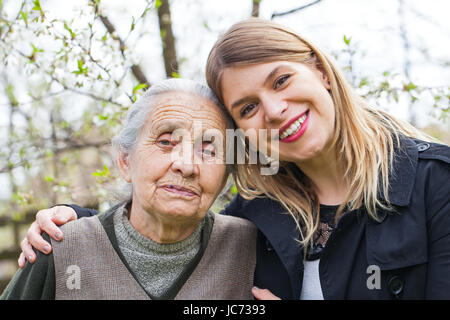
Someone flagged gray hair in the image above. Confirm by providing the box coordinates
[110,78,236,202]
[112,78,234,157]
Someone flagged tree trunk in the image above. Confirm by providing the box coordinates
[157,0,179,78]
[252,0,261,17]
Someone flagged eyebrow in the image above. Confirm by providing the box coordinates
[151,120,186,133]
[230,65,289,110]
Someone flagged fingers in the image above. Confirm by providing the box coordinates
[36,206,75,241]
[17,206,77,268]
[51,206,77,226]
[18,252,27,268]
[20,236,37,266]
[26,221,52,254]
[252,287,281,300]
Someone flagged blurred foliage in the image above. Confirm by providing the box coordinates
[0,0,448,222]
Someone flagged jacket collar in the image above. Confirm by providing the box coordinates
[384,135,418,207]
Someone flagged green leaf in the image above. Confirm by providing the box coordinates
[404,82,417,92]
[132,83,148,95]
[230,185,238,195]
[130,16,135,31]
[171,71,180,78]
[31,43,44,54]
[63,22,76,40]
[343,35,351,46]
[155,0,162,9]
[359,77,368,87]
[32,0,44,16]
[44,175,54,183]
[202,20,211,31]
[72,59,88,76]
[32,0,41,11]
[93,164,110,178]
[20,11,28,26]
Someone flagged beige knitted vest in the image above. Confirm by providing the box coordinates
[51,213,257,300]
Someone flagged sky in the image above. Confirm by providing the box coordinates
[97,0,450,124]
[0,0,449,200]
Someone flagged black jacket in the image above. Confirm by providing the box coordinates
[72,137,450,300]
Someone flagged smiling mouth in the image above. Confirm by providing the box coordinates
[162,184,199,197]
[279,110,310,141]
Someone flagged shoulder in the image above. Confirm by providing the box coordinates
[213,213,257,242]
[58,202,126,237]
[414,139,450,163]
[214,212,257,231]
[222,193,285,219]
[411,139,450,192]
[58,215,101,236]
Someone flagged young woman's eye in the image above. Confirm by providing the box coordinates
[274,74,290,89]
[240,103,257,117]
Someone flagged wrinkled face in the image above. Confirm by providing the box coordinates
[220,61,335,163]
[120,92,228,222]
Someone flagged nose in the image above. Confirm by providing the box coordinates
[170,142,199,178]
[261,95,288,123]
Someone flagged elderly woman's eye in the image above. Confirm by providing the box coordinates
[202,143,216,157]
[159,139,171,146]
[274,74,290,89]
[240,103,257,117]
[157,133,174,147]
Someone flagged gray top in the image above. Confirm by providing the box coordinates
[113,205,204,298]
[300,259,324,300]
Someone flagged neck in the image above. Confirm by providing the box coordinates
[294,145,348,206]
[128,202,202,244]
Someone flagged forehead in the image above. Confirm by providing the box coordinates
[147,92,226,132]
[220,61,291,104]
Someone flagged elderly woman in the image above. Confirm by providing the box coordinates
[0,79,257,300]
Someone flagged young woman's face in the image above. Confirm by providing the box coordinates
[220,61,336,163]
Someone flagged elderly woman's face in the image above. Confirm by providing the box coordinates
[121,92,228,223]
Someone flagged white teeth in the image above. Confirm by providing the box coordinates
[280,114,308,140]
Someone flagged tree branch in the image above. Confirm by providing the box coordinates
[157,0,179,78]
[271,0,323,19]
[251,0,261,18]
[0,140,110,174]
[91,0,150,86]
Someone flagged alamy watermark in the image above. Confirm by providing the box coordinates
[168,123,280,175]
[366,265,381,290]
[66,265,81,290]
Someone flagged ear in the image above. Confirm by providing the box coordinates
[315,66,331,90]
[310,59,331,90]
[320,72,331,90]
[117,150,132,183]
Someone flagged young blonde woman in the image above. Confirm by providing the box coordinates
[16,19,450,300]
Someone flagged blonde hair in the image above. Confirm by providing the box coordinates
[206,18,432,248]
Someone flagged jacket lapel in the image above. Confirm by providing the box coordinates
[240,197,303,299]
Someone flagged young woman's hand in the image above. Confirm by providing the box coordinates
[18,206,77,268]
[251,287,281,300]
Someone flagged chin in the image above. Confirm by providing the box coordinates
[159,206,204,220]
